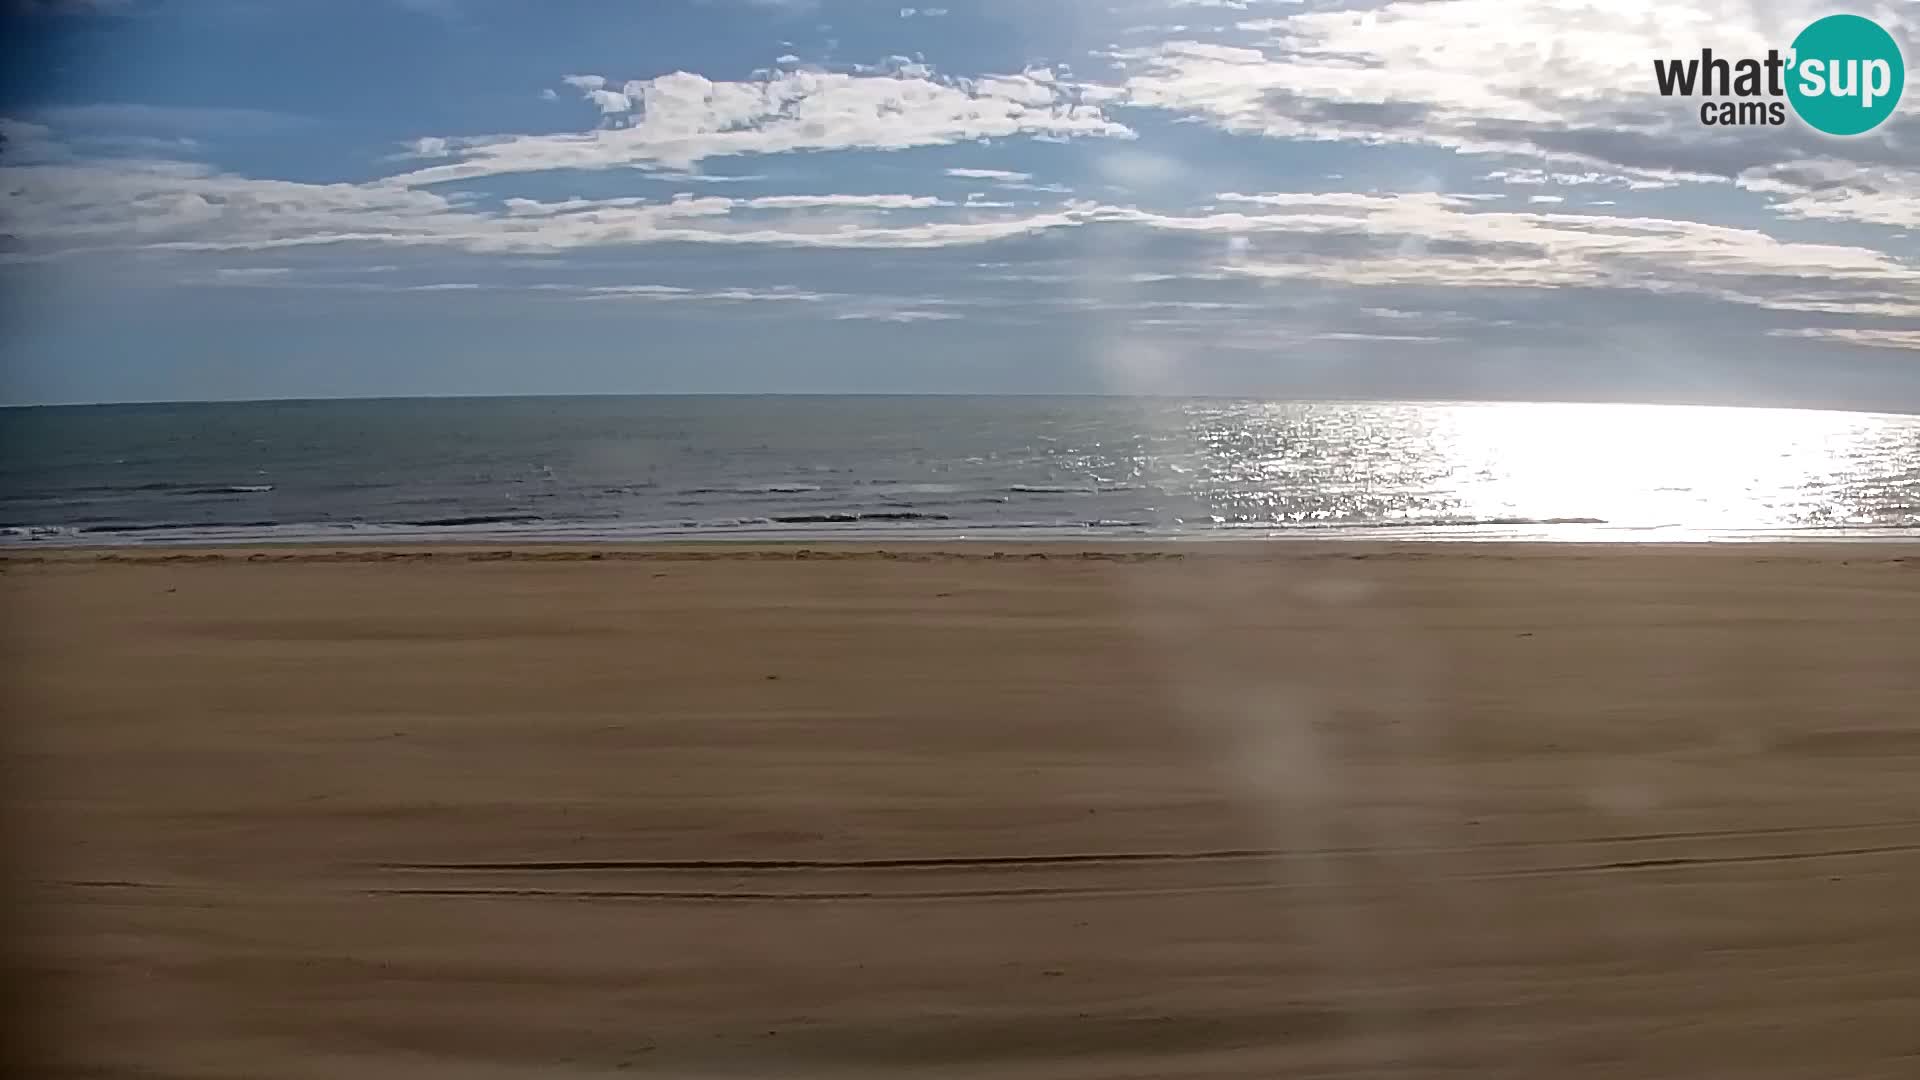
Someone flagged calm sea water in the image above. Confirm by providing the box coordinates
[4,396,1919,544]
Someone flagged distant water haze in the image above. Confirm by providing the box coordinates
[4,396,1918,544]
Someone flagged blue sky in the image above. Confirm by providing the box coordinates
[1,0,1916,406]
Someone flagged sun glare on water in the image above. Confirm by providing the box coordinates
[1434,402,1904,535]
[1180,400,1920,539]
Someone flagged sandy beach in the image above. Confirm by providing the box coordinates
[8,542,1920,1078]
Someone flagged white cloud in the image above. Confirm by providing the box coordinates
[652,171,769,184]
[401,136,454,159]
[561,74,606,92]
[1482,169,1676,191]
[1360,306,1500,326]
[1738,161,1920,230]
[1163,192,1920,318]
[491,192,952,216]
[945,168,1033,182]
[835,308,961,321]
[191,277,847,304]
[1,158,459,249]
[969,71,1061,107]
[738,194,951,209]
[566,285,834,303]
[526,283,987,327]
[2,149,1097,254]
[1111,0,1920,217]
[386,63,1131,183]
[0,117,61,162]
[10,120,1916,337]
[1770,328,1920,352]
[212,267,293,281]
[854,56,934,78]
[944,167,1072,195]
[584,89,633,115]
[1312,331,1448,343]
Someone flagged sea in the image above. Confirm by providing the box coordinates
[4,396,1919,545]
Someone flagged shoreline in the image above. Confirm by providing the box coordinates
[9,537,1920,564]
[11,526,1920,557]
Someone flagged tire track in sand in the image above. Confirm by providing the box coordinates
[362,826,1920,904]
[364,842,1920,904]
[378,818,1920,876]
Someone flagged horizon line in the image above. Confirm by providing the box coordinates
[4,391,1917,421]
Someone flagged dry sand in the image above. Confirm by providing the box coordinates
[7,542,1920,1078]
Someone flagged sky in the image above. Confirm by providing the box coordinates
[0,0,1915,407]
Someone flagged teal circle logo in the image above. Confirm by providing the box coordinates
[1787,14,1905,135]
